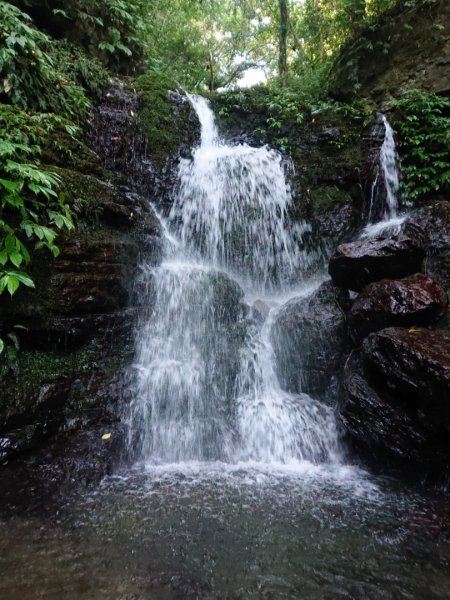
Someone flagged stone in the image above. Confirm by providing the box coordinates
[271,281,351,400]
[328,235,424,291]
[405,201,450,290]
[341,327,450,476]
[252,299,271,323]
[341,352,450,475]
[348,273,448,338]
[363,327,450,434]
[330,1,450,102]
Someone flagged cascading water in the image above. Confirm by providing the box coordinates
[363,113,405,238]
[127,94,340,466]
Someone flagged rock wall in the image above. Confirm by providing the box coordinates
[0,77,198,510]
[330,0,450,103]
[212,92,385,248]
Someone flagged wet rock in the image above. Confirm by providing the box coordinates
[348,273,448,338]
[252,299,271,323]
[341,352,450,475]
[0,341,132,464]
[0,425,126,515]
[330,0,450,102]
[405,201,450,289]
[363,327,450,433]
[328,235,424,291]
[272,281,351,400]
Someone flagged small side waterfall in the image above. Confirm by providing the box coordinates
[378,114,400,220]
[127,95,341,466]
[363,114,404,238]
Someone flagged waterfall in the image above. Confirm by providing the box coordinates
[127,95,341,466]
[363,114,404,238]
[378,114,400,220]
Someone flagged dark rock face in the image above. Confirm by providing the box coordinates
[364,328,450,424]
[405,201,450,290]
[88,78,200,210]
[348,273,448,338]
[330,0,450,102]
[341,328,450,475]
[328,235,424,291]
[0,79,196,497]
[0,425,126,515]
[272,281,351,400]
[341,352,450,475]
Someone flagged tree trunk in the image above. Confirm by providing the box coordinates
[278,0,288,84]
[208,47,215,91]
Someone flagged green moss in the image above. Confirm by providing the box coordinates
[42,129,103,175]
[0,347,91,420]
[134,72,184,166]
[310,186,353,211]
[52,167,117,224]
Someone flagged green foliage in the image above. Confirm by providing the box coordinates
[0,1,93,119]
[18,0,148,67]
[51,40,109,103]
[390,90,450,201]
[0,104,74,303]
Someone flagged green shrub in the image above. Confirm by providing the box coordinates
[0,105,75,306]
[0,1,92,119]
[390,90,450,202]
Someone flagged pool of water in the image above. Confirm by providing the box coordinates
[1,462,449,599]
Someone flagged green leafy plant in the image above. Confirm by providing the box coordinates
[0,2,103,120]
[390,90,450,201]
[0,107,75,304]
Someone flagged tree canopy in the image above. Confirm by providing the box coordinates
[6,0,402,94]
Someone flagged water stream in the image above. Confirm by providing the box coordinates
[1,97,449,599]
[363,114,406,238]
[127,94,336,467]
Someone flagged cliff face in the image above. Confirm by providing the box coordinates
[330,0,450,102]
[0,78,198,510]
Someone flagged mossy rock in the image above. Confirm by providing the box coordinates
[135,73,196,166]
[0,348,91,426]
[310,186,353,212]
[41,128,103,176]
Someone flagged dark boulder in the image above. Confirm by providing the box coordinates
[341,327,450,476]
[341,352,450,475]
[0,425,126,515]
[271,281,351,401]
[348,273,448,338]
[405,201,450,290]
[364,327,450,433]
[328,235,424,291]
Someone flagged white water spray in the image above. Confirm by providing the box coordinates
[364,114,403,238]
[127,95,341,466]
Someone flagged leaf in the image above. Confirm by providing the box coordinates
[14,272,35,288]
[101,433,112,440]
[408,326,422,334]
[0,338,4,355]
[6,333,19,350]
[0,178,21,192]
[9,250,23,268]
[6,275,19,296]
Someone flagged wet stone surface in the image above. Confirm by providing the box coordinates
[348,273,448,338]
[328,235,425,291]
[341,328,450,474]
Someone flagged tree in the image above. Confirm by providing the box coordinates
[278,0,288,83]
